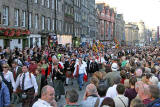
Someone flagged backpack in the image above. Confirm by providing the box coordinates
[0,72,13,92]
[149,98,160,107]
[99,79,108,89]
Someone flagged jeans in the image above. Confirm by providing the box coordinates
[78,73,84,89]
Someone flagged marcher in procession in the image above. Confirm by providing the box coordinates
[51,62,65,101]
[14,65,38,107]
[73,57,87,91]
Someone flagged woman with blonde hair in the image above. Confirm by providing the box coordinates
[90,77,99,87]
[0,63,16,96]
[92,71,103,80]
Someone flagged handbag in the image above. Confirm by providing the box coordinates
[83,74,88,82]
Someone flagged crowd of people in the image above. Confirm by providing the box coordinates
[0,45,160,107]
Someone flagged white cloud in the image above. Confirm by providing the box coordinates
[96,0,160,28]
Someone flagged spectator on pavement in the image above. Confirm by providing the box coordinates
[104,62,121,87]
[0,63,16,97]
[106,76,121,99]
[147,85,160,107]
[130,98,145,107]
[81,84,99,107]
[100,97,115,107]
[114,83,128,107]
[64,89,80,107]
[33,85,57,107]
[97,84,108,107]
[124,76,137,106]
[90,77,99,87]
[135,81,151,105]
[0,76,10,107]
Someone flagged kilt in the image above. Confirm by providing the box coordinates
[66,71,73,78]
[22,87,35,107]
[53,80,65,96]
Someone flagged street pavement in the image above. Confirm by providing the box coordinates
[12,78,90,107]
[57,78,90,107]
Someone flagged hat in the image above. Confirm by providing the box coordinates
[111,63,118,71]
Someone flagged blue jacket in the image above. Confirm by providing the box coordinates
[147,98,160,107]
[0,82,10,107]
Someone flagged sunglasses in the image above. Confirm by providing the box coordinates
[3,67,8,68]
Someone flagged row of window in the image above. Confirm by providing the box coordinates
[33,0,58,10]
[64,23,73,34]
[74,0,81,7]
[75,27,81,36]
[1,6,64,32]
[82,0,88,8]
[75,13,81,22]
[64,4,73,15]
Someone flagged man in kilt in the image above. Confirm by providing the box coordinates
[14,65,38,107]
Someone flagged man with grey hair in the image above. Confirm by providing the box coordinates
[33,85,57,107]
[147,85,160,107]
[81,84,99,107]
[64,89,80,107]
[0,76,10,107]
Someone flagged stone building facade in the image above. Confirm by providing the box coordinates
[81,0,89,38]
[0,0,99,48]
[96,3,115,41]
[115,14,125,44]
[125,23,139,46]
[0,0,65,48]
[88,0,97,41]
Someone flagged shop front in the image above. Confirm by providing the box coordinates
[28,34,41,48]
[0,28,30,49]
[57,35,72,47]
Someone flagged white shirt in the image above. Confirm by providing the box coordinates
[3,71,16,90]
[73,63,87,76]
[32,99,52,107]
[15,72,38,93]
[59,61,64,69]
[98,97,105,107]
[96,57,105,63]
[106,85,117,99]
[14,59,23,66]
[113,95,129,107]
[15,66,20,73]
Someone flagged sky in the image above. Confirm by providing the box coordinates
[96,0,160,29]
